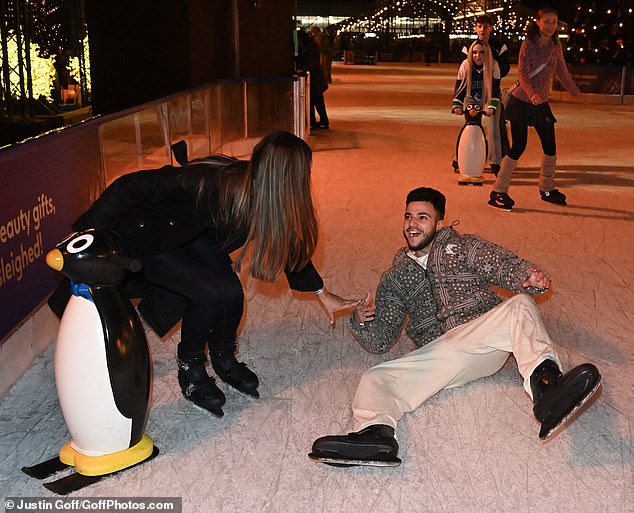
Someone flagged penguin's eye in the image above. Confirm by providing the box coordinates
[66,234,94,254]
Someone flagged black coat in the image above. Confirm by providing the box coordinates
[49,162,324,336]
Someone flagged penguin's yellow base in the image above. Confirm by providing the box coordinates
[59,434,154,476]
[458,175,484,184]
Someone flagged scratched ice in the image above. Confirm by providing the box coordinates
[1,63,632,513]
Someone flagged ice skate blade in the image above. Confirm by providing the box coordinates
[308,452,401,468]
[238,387,260,399]
[187,397,225,417]
[487,202,512,212]
[222,382,260,399]
[539,379,602,441]
[43,446,159,495]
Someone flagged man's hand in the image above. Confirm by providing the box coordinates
[523,268,551,293]
[353,291,376,325]
[316,288,362,325]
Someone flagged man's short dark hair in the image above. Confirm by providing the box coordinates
[475,14,494,25]
[406,187,446,219]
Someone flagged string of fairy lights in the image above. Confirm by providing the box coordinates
[1,0,90,111]
[334,0,533,41]
[2,0,633,112]
[565,1,633,65]
[331,0,632,64]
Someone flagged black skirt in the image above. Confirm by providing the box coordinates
[505,95,557,126]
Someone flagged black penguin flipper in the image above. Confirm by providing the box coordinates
[48,279,72,319]
[92,287,151,446]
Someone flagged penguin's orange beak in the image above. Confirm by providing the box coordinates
[46,249,64,271]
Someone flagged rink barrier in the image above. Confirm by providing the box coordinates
[0,76,299,397]
[553,64,634,105]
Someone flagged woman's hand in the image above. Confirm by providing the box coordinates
[316,287,363,325]
[530,93,543,105]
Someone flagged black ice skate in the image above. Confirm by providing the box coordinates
[488,191,515,211]
[308,424,401,467]
[531,359,601,440]
[210,349,260,398]
[178,354,226,417]
[540,188,567,205]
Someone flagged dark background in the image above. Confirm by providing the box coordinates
[86,0,296,114]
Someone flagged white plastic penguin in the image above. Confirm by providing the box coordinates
[45,229,155,477]
[456,104,488,185]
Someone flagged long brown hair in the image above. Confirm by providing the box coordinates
[527,7,560,44]
[216,131,318,282]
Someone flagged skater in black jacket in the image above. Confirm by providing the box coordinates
[49,131,357,417]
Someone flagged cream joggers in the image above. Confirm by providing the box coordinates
[352,293,561,431]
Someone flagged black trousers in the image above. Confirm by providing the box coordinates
[507,117,557,160]
[139,232,244,357]
[310,89,329,127]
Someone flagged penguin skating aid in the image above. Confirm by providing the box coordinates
[21,229,158,494]
[455,104,488,186]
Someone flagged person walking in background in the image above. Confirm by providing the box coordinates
[313,26,334,84]
[489,7,587,211]
[297,28,330,130]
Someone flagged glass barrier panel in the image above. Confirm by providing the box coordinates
[100,104,171,183]
[246,79,295,138]
[188,89,212,159]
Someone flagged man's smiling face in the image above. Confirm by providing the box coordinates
[403,201,443,256]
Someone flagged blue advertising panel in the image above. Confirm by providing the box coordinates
[0,124,104,342]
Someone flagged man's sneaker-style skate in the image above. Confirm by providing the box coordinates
[488,191,515,211]
[308,424,401,467]
[540,188,567,205]
[210,350,260,398]
[178,355,226,417]
[531,359,601,440]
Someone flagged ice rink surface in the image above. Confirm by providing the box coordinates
[1,63,633,513]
